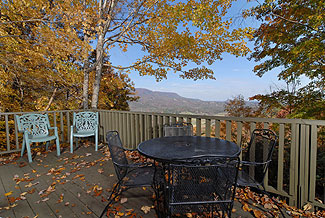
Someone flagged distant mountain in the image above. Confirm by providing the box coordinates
[129,88,227,116]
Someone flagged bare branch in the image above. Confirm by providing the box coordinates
[44,88,58,111]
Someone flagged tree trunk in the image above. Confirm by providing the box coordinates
[82,35,90,109]
[82,69,89,109]
[91,31,105,109]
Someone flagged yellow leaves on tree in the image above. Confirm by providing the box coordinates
[0,0,91,112]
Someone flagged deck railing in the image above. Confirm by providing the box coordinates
[1,109,324,210]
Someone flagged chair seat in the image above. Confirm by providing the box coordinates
[237,170,262,188]
[28,134,57,143]
[73,131,96,137]
[124,166,159,187]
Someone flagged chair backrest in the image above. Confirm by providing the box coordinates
[73,112,98,133]
[106,131,128,180]
[243,129,277,184]
[163,122,193,137]
[15,113,50,137]
[166,156,239,216]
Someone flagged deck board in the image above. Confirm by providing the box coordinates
[0,162,37,218]
[18,156,79,218]
[0,143,286,218]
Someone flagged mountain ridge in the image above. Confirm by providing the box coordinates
[129,88,227,115]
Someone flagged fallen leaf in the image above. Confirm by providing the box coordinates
[141,205,151,214]
[25,181,39,188]
[42,198,50,202]
[19,162,27,168]
[97,168,104,174]
[242,203,252,212]
[264,203,273,209]
[303,203,312,211]
[4,191,13,196]
[120,197,128,204]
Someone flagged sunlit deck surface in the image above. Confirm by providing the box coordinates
[0,143,289,218]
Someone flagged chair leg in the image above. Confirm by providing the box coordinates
[46,141,50,151]
[70,134,74,153]
[56,138,60,156]
[99,183,122,218]
[21,139,26,157]
[26,141,33,163]
[95,133,98,151]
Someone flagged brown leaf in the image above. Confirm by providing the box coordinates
[264,203,273,209]
[253,209,265,218]
[19,162,27,168]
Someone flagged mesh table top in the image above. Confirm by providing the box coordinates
[137,136,241,162]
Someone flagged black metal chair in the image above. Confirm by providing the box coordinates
[99,131,159,218]
[237,129,277,190]
[236,129,286,217]
[163,122,193,137]
[162,156,239,218]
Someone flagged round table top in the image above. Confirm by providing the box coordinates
[137,136,241,162]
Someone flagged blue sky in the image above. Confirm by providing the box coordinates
[109,0,288,101]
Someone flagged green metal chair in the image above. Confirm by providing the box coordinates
[70,111,98,153]
[15,113,60,163]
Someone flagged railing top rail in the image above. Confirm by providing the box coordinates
[1,109,324,126]
[96,109,325,126]
[0,109,93,116]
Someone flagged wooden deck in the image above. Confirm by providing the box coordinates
[0,143,287,218]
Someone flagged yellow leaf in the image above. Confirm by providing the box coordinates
[303,203,312,211]
[141,205,151,214]
[5,191,13,196]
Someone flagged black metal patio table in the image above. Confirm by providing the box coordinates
[137,136,241,162]
[138,136,241,217]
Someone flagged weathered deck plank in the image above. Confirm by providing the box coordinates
[0,162,37,218]
[18,156,79,218]
[0,167,16,218]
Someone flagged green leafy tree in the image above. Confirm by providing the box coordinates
[247,0,324,84]
[246,0,324,120]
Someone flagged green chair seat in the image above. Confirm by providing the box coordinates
[73,131,96,137]
[28,135,57,142]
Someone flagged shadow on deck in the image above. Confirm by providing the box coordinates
[0,143,288,218]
